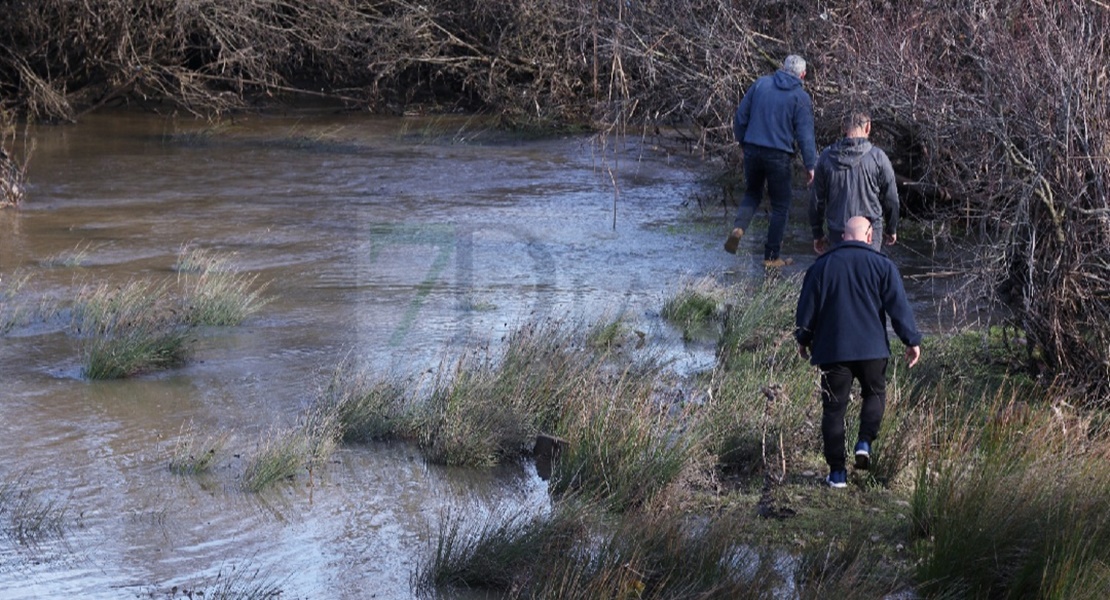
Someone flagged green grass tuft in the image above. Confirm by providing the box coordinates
[661,276,724,339]
[315,361,415,443]
[176,245,270,326]
[72,279,192,379]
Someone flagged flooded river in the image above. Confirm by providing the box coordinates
[0,109,951,599]
[0,110,739,599]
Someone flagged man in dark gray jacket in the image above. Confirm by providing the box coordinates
[795,217,922,488]
[810,110,900,254]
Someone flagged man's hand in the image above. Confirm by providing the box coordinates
[813,236,829,255]
[904,345,921,368]
[798,344,810,361]
[806,169,815,186]
[884,232,897,246]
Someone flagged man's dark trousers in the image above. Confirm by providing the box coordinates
[733,145,793,261]
[819,358,888,471]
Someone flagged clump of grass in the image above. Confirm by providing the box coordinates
[160,562,287,599]
[417,321,602,467]
[176,245,269,326]
[417,498,818,598]
[549,369,699,512]
[415,503,582,592]
[240,409,340,493]
[911,390,1110,597]
[72,279,192,379]
[173,243,230,274]
[315,361,414,443]
[241,426,312,493]
[661,276,725,338]
[169,421,229,476]
[699,355,816,481]
[717,274,801,370]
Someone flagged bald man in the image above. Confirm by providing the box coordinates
[795,216,922,488]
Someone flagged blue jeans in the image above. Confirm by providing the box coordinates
[819,359,888,471]
[732,145,794,260]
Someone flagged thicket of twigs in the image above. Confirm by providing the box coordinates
[0,0,1107,400]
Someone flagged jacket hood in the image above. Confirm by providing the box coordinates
[826,137,873,169]
[772,70,803,91]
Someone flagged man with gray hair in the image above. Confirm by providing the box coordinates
[810,109,900,254]
[724,54,817,268]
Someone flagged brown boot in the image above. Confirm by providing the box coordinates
[723,228,744,254]
[763,257,795,268]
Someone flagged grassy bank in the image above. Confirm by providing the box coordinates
[397,276,1110,599]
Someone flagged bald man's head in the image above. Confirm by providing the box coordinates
[843,216,873,243]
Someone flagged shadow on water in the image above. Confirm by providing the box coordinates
[0,109,951,598]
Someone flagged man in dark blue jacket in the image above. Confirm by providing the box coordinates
[724,54,817,268]
[795,216,922,488]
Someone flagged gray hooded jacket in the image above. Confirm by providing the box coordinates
[810,137,900,241]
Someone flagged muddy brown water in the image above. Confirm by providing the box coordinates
[0,110,949,598]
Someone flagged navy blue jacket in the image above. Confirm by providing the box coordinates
[795,241,922,365]
[733,70,818,171]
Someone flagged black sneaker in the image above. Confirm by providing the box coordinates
[854,441,871,470]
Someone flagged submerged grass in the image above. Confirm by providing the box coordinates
[0,271,31,334]
[41,241,98,268]
[241,405,341,493]
[0,477,69,544]
[661,275,724,338]
[169,421,229,476]
[240,426,312,493]
[152,562,287,599]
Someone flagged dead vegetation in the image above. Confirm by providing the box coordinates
[0,0,1107,399]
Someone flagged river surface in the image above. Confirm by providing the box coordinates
[0,110,949,599]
